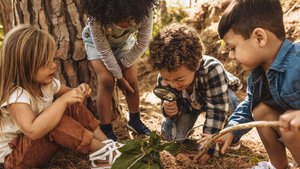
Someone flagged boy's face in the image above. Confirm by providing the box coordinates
[160,65,195,91]
[223,29,264,71]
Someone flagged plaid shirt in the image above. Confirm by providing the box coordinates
[158,55,237,155]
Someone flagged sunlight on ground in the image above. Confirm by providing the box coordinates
[141,91,161,105]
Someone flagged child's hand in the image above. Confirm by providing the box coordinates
[279,110,300,133]
[163,101,178,117]
[59,87,85,105]
[198,153,211,165]
[198,133,212,143]
[117,77,134,95]
[215,132,234,154]
[78,83,92,98]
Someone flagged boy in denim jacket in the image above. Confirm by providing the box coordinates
[148,23,241,164]
[217,0,300,168]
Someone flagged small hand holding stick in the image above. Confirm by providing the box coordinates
[195,121,280,160]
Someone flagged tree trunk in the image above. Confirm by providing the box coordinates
[0,0,13,33]
[10,0,122,118]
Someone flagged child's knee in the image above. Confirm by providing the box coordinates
[98,75,115,91]
[124,74,138,87]
[252,109,268,120]
[252,103,279,121]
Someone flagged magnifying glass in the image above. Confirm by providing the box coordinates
[153,85,183,120]
[153,85,179,101]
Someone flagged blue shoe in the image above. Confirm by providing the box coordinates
[127,118,150,135]
[100,125,117,141]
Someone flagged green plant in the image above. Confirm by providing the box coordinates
[112,132,181,169]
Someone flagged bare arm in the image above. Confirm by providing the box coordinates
[119,10,153,68]
[89,22,123,79]
[9,87,86,140]
[55,85,71,97]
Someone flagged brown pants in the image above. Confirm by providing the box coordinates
[4,104,100,169]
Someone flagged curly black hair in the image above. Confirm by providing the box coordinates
[149,23,203,72]
[80,0,159,27]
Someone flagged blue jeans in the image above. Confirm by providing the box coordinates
[161,89,240,141]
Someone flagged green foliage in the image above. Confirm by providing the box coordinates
[153,7,189,37]
[111,132,181,169]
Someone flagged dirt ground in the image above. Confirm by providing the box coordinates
[46,2,300,169]
[46,57,299,169]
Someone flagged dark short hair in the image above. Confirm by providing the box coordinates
[149,23,203,72]
[80,0,158,27]
[218,0,285,40]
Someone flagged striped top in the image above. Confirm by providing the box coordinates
[87,10,153,79]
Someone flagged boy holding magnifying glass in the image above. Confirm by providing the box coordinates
[148,23,241,164]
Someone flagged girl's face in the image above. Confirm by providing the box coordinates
[33,56,57,85]
[160,65,196,91]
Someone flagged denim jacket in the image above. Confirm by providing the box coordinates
[227,39,300,142]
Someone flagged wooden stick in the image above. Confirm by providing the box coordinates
[285,0,300,16]
[195,121,280,160]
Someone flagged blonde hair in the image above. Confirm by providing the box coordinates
[0,24,56,131]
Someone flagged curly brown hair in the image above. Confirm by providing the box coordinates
[80,0,159,27]
[149,23,203,72]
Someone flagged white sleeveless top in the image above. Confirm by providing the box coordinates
[0,78,61,163]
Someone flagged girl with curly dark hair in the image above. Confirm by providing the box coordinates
[80,0,158,142]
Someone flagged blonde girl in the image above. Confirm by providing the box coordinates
[0,25,122,169]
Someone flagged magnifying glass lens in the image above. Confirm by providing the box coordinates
[153,86,177,101]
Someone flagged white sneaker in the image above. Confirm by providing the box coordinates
[251,161,275,169]
[89,139,124,169]
[251,161,294,169]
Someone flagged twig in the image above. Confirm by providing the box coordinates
[285,0,300,16]
[195,121,280,160]
[160,124,203,144]
[128,153,146,169]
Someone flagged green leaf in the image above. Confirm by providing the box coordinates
[129,158,161,169]
[161,142,181,155]
[150,162,161,169]
[148,132,161,147]
[129,161,150,169]
[143,151,161,164]
[118,140,144,154]
[111,153,143,169]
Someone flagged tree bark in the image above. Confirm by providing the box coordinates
[0,0,13,33]
[10,0,122,118]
